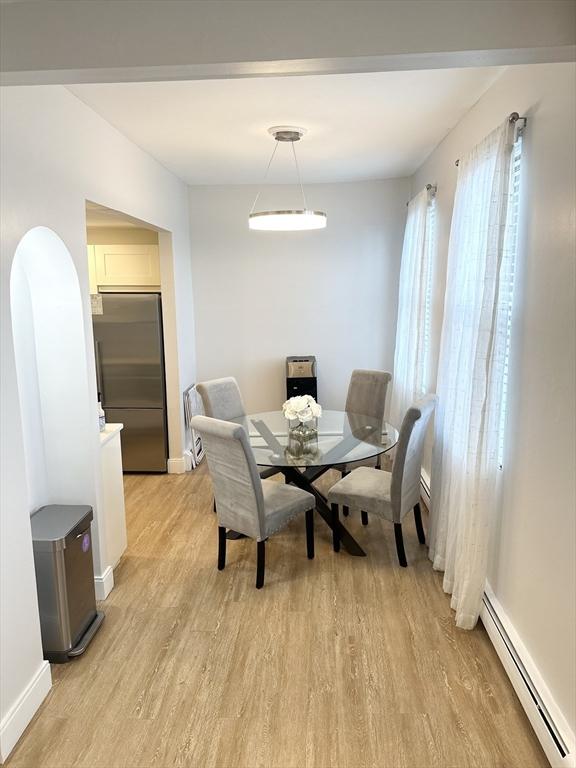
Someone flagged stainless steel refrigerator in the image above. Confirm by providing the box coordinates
[92,293,168,472]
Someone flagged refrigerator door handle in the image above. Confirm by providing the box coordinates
[95,340,104,400]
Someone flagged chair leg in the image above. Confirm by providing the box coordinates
[213,498,217,514]
[256,540,266,589]
[305,508,315,560]
[361,510,369,526]
[331,504,340,553]
[414,502,426,545]
[342,470,350,517]
[217,525,226,570]
[394,523,407,567]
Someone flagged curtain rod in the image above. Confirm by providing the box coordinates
[455,112,527,167]
[406,183,437,206]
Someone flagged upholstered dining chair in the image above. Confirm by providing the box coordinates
[345,369,392,421]
[191,415,316,588]
[337,369,392,515]
[196,377,279,480]
[327,394,437,567]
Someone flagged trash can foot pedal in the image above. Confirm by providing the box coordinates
[46,611,105,663]
[68,611,105,658]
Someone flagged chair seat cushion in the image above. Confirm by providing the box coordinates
[261,480,315,538]
[327,467,394,521]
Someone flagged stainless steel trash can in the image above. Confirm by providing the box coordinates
[31,505,104,663]
[286,356,317,399]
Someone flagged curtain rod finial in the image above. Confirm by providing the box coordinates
[455,112,525,167]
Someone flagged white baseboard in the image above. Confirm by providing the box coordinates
[0,660,51,763]
[167,456,186,474]
[481,585,575,768]
[94,565,114,600]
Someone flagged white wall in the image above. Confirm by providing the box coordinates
[10,260,48,511]
[0,85,195,761]
[189,180,409,412]
[86,226,158,245]
[11,230,97,530]
[1,1,574,84]
[411,62,576,746]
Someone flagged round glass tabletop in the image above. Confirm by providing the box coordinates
[230,410,399,468]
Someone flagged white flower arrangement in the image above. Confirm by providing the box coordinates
[282,394,322,424]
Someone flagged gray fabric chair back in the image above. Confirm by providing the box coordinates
[391,394,437,522]
[345,369,392,420]
[191,414,265,540]
[196,377,246,421]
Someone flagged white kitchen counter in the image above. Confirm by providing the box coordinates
[99,422,123,446]
[97,422,127,597]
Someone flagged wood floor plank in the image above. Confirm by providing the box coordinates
[6,466,549,768]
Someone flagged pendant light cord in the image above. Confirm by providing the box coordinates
[250,140,280,215]
[291,140,308,211]
[250,135,309,214]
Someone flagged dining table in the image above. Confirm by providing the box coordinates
[229,409,399,556]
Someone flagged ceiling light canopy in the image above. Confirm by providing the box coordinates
[249,126,327,232]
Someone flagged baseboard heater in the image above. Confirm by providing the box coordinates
[420,473,431,503]
[183,384,205,470]
[482,593,569,761]
[419,471,571,765]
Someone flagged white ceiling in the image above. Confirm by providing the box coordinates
[70,67,503,186]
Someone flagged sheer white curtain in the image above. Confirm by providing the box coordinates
[429,119,516,629]
[390,187,434,428]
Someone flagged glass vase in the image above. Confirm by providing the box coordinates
[287,419,318,458]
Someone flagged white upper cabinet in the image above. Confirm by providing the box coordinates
[94,244,160,287]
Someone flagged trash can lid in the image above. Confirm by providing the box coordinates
[30,504,93,544]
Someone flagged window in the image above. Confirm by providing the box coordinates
[498,134,523,468]
[389,186,437,428]
[430,118,527,627]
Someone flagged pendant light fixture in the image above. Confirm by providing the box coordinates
[249,126,327,231]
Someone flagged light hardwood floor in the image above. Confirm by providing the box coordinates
[7,466,548,768]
